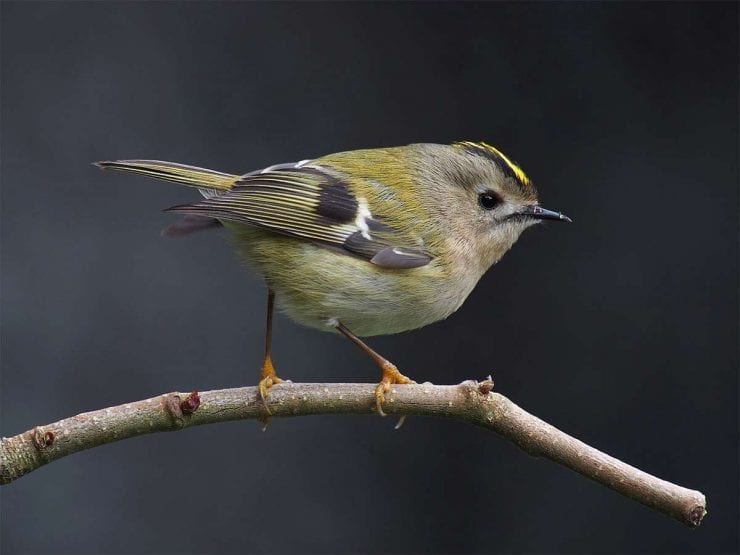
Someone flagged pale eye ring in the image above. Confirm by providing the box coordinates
[478,190,500,210]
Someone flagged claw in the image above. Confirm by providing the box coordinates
[374,362,414,417]
[331,320,416,419]
[258,356,284,416]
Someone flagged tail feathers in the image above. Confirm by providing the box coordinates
[95,160,237,194]
[161,215,222,237]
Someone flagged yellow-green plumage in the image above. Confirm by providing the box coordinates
[96,142,567,337]
[224,222,452,336]
[240,146,465,335]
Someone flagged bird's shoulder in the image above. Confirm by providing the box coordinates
[314,145,432,239]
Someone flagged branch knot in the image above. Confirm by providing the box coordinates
[31,427,55,451]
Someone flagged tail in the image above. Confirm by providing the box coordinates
[94,159,237,197]
[96,159,238,237]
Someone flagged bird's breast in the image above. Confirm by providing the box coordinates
[224,223,479,337]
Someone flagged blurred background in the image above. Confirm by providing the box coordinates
[1,2,737,553]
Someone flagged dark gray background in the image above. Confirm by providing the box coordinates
[1,2,737,553]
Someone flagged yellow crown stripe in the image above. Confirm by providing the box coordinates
[455,141,531,187]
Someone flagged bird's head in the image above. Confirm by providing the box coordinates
[416,141,570,272]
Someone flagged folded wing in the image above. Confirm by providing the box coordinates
[167,163,432,269]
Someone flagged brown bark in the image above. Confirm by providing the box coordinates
[0,379,706,527]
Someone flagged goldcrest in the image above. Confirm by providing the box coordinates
[97,142,570,415]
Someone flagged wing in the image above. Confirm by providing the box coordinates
[166,162,432,269]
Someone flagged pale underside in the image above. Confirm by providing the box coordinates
[223,222,479,337]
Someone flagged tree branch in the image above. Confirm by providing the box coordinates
[0,379,706,527]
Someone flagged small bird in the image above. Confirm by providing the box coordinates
[96,142,570,415]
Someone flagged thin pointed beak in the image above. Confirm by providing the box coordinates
[522,205,572,223]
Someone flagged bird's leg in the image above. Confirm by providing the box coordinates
[334,321,415,417]
[257,289,284,414]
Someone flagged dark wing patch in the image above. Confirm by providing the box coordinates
[343,230,379,259]
[166,164,432,269]
[370,247,432,269]
[315,178,357,223]
[344,232,430,268]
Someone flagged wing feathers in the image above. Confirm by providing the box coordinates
[370,248,432,269]
[167,164,432,269]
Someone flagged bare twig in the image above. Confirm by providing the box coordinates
[0,379,706,527]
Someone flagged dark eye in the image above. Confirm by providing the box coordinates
[478,190,500,210]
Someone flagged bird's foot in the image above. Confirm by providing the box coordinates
[374,362,415,417]
[258,356,284,416]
